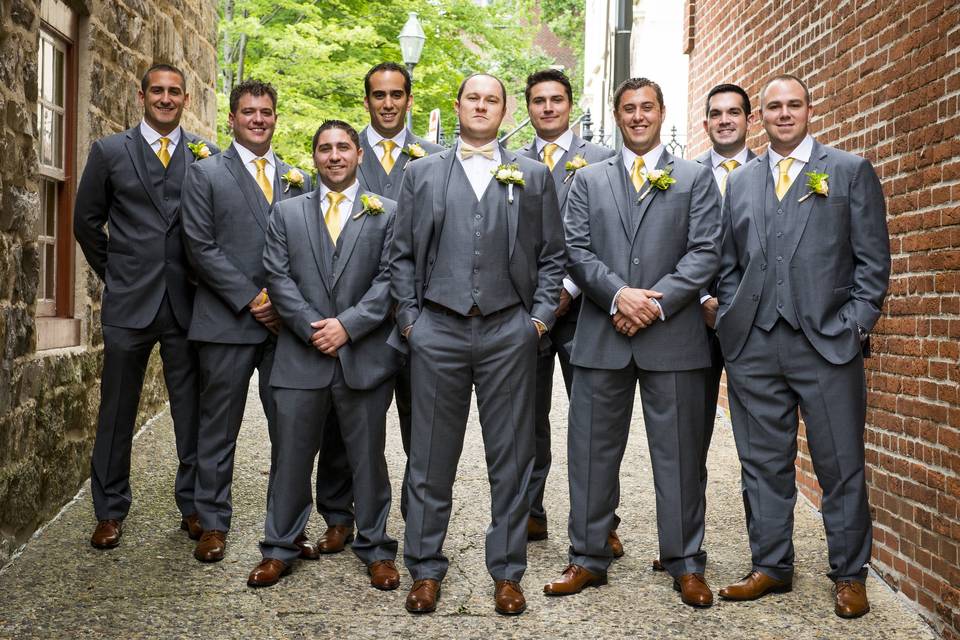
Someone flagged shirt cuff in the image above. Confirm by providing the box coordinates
[563,278,581,298]
[611,286,627,316]
[700,294,713,305]
[652,299,666,321]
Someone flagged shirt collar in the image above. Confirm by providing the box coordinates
[710,146,750,169]
[456,138,502,164]
[319,179,360,206]
[535,129,574,155]
[621,143,665,173]
[233,141,276,167]
[366,126,407,150]
[139,120,182,146]
[768,134,814,169]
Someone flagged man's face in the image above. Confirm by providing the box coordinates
[528,80,571,141]
[228,93,277,154]
[703,91,751,155]
[364,70,411,137]
[455,75,506,142]
[314,127,362,192]
[614,86,664,156]
[138,70,189,134]
[760,78,812,152]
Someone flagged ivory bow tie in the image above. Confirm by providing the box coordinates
[460,142,495,160]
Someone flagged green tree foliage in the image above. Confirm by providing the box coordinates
[219,0,558,171]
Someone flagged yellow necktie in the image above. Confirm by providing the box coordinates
[719,158,740,195]
[630,156,646,192]
[460,142,495,160]
[325,192,345,244]
[775,157,795,200]
[157,137,171,168]
[254,158,273,203]
[379,140,397,175]
[542,143,560,171]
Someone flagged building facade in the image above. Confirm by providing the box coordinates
[0,0,217,566]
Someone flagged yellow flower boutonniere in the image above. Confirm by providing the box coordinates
[353,193,386,219]
[563,155,588,184]
[493,163,525,203]
[403,143,427,159]
[798,171,829,203]
[281,169,305,193]
[637,168,677,203]
[187,141,211,160]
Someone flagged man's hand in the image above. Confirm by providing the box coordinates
[615,288,663,327]
[555,289,573,318]
[612,311,641,336]
[402,325,413,339]
[249,289,280,335]
[532,318,548,338]
[310,318,349,356]
[701,296,719,329]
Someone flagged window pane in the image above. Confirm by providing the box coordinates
[42,39,54,103]
[44,243,56,299]
[45,181,57,236]
[40,107,53,166]
[53,112,63,169]
[54,47,64,106]
[37,39,44,97]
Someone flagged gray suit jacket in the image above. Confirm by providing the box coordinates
[565,150,722,371]
[181,144,311,344]
[389,144,566,351]
[357,127,444,201]
[716,140,890,364]
[74,126,219,330]
[518,134,616,210]
[263,189,401,390]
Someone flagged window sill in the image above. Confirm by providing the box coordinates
[36,316,81,350]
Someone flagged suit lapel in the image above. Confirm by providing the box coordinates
[784,142,829,263]
[123,128,166,221]
[604,157,634,239]
[431,148,458,241]
[332,194,368,288]
[302,191,331,293]
[632,151,673,240]
[501,146,521,258]
[555,136,587,207]
[751,154,769,257]
[223,146,269,233]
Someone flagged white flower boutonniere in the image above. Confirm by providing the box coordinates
[187,141,211,160]
[402,143,427,159]
[798,171,829,203]
[563,154,588,184]
[493,163,525,203]
[637,167,677,203]
[353,194,386,219]
[281,169,305,193]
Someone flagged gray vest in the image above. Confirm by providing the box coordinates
[425,160,520,315]
[141,134,187,219]
[754,171,800,331]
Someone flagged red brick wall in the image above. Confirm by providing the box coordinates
[685,1,960,636]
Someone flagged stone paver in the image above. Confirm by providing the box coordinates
[0,370,936,639]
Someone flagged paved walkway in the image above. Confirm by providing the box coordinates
[0,370,936,639]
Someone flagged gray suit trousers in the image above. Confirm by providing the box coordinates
[724,320,871,583]
[194,339,276,532]
[314,411,355,527]
[91,293,199,520]
[567,364,708,577]
[261,372,397,565]
[404,305,538,582]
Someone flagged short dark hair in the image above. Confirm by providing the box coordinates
[760,73,811,106]
[229,79,277,114]
[141,63,186,93]
[312,120,361,152]
[612,77,664,111]
[457,73,507,103]
[524,68,573,106]
[364,62,412,97]
[705,83,751,117]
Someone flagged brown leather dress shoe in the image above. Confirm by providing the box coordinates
[247,558,290,588]
[295,532,320,560]
[194,530,227,563]
[405,579,441,613]
[834,580,870,618]
[543,564,608,595]
[652,558,665,571]
[91,519,123,549]
[368,559,401,591]
[527,517,548,541]
[318,524,354,554]
[674,573,714,607]
[180,513,203,541]
[608,529,624,558]
[494,580,526,615]
[719,571,792,601]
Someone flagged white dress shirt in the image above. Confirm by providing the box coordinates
[767,134,814,184]
[367,127,407,164]
[318,180,360,235]
[139,120,181,156]
[534,128,574,160]
[455,138,500,200]
[233,141,277,189]
[709,146,751,187]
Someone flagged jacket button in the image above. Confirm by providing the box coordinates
[632,258,639,265]
[752,294,759,301]
[760,263,767,271]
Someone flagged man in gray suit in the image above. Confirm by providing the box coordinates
[74,64,218,550]
[248,120,401,590]
[181,80,313,563]
[716,74,889,619]
[516,68,621,552]
[543,78,721,608]
[391,73,566,616]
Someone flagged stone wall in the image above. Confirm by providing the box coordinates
[0,0,217,566]
[684,0,960,637]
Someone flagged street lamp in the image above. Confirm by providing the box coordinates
[398,11,426,130]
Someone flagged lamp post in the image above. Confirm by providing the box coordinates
[398,11,426,131]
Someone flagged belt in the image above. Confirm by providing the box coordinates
[424,300,518,319]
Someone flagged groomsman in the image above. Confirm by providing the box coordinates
[544,78,721,608]
[181,80,313,563]
[391,73,566,615]
[249,120,401,590]
[517,69,621,552]
[74,64,217,549]
[716,74,889,618]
